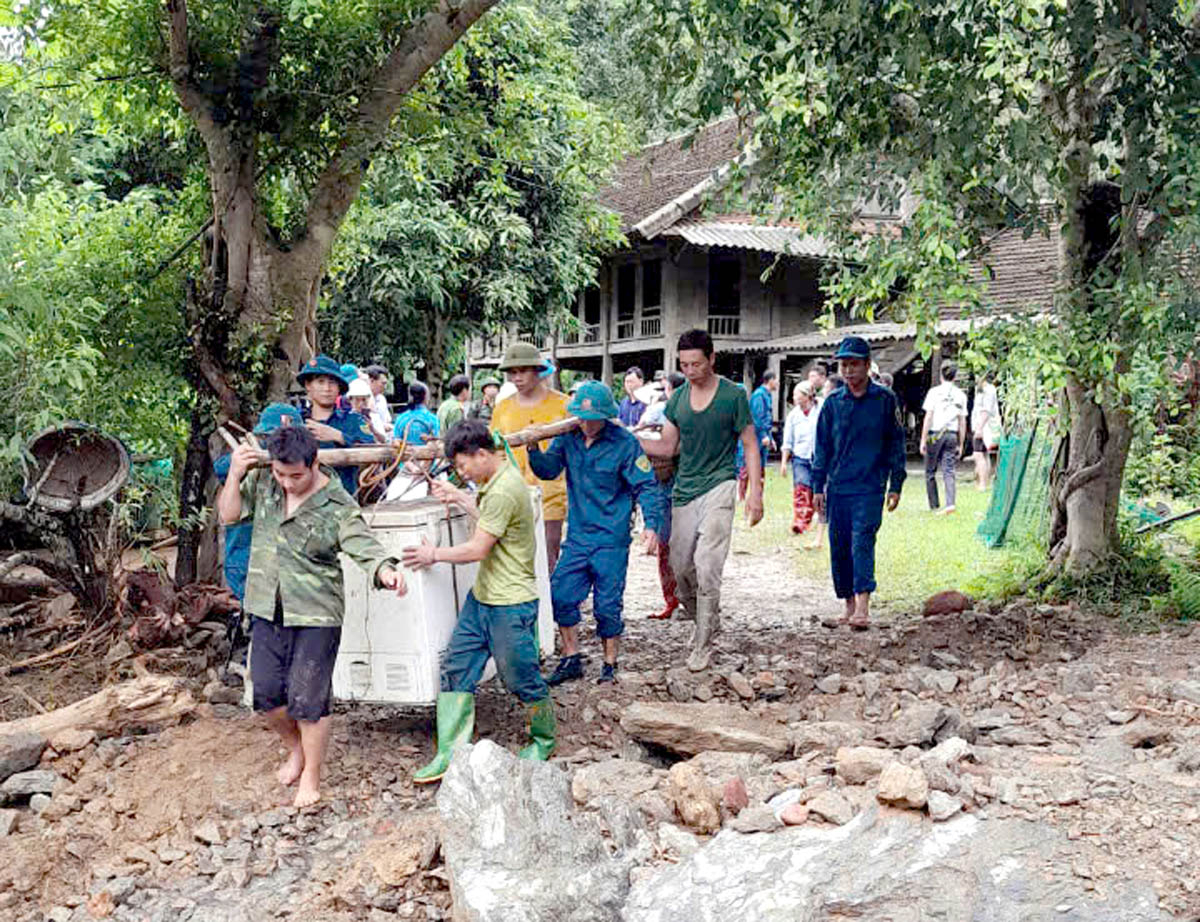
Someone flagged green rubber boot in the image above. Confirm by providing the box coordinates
[413,692,475,784]
[517,697,557,761]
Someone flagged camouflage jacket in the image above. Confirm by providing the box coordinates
[239,468,396,627]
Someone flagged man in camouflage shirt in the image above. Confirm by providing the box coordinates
[218,426,406,807]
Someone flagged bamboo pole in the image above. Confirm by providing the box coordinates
[246,416,583,467]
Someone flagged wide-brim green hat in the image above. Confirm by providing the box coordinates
[297,354,350,393]
[567,380,618,420]
[497,341,544,371]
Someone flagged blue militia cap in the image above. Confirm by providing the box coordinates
[833,336,871,360]
[296,354,350,393]
[253,402,304,435]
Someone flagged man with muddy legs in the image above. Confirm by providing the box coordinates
[218,426,406,807]
[812,337,907,630]
[642,329,764,672]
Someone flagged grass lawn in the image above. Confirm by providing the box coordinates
[731,464,1026,613]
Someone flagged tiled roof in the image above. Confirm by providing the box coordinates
[967,224,1061,315]
[732,319,986,355]
[598,118,747,231]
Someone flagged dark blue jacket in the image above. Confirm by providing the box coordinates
[528,422,665,548]
[812,382,907,496]
[305,405,375,495]
[618,396,647,428]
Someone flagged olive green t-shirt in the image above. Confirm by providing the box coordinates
[473,460,539,605]
[665,377,753,506]
[437,398,465,433]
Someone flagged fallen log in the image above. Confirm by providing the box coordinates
[0,675,199,741]
[247,415,583,467]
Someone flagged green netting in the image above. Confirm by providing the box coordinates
[977,422,1053,548]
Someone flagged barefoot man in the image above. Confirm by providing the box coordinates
[812,336,907,630]
[218,426,406,807]
[642,329,764,671]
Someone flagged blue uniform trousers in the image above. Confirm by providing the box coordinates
[551,542,629,639]
[827,491,884,598]
[440,592,547,703]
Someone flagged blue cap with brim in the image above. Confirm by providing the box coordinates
[254,402,304,435]
[567,380,618,420]
[297,354,350,393]
[834,336,872,360]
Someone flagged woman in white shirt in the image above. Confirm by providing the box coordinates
[971,370,1002,490]
[780,380,822,543]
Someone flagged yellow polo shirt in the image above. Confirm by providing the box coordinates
[490,389,569,521]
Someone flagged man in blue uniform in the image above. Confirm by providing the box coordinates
[529,381,665,685]
[750,371,778,470]
[812,337,907,630]
[297,354,375,497]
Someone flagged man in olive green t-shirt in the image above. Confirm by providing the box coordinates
[643,329,763,671]
[402,419,554,783]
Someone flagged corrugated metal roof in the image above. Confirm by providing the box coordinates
[728,319,983,354]
[662,220,831,257]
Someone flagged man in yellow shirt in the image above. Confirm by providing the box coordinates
[490,341,569,571]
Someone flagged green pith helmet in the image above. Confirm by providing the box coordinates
[497,341,544,371]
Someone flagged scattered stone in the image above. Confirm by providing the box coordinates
[933,708,977,744]
[876,762,928,810]
[921,590,973,617]
[668,679,692,703]
[1105,710,1137,725]
[834,746,894,785]
[877,703,946,748]
[0,809,17,836]
[668,762,721,834]
[926,790,962,822]
[807,791,855,826]
[620,702,790,758]
[988,726,1050,746]
[0,733,48,783]
[1059,665,1098,695]
[1175,743,1200,773]
[0,768,58,803]
[193,818,223,846]
[727,672,755,700]
[657,823,701,857]
[791,721,871,755]
[103,639,134,666]
[29,792,51,813]
[571,759,661,806]
[721,777,749,814]
[970,708,1013,731]
[1167,680,1200,706]
[693,685,714,702]
[779,803,808,826]
[729,805,782,834]
[860,673,882,700]
[47,728,95,754]
[438,741,638,922]
[815,673,843,695]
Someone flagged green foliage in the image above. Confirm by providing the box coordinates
[319,4,624,380]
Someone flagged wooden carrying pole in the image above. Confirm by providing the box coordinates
[247,416,583,467]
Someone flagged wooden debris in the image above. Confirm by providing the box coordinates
[0,675,199,741]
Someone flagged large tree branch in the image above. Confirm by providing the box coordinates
[164,0,218,141]
[297,0,501,262]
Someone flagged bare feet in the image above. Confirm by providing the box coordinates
[277,747,304,787]
[293,771,321,808]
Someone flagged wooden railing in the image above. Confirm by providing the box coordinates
[616,320,635,340]
[641,317,662,337]
[707,315,741,336]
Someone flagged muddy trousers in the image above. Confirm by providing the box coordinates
[669,479,737,619]
[657,541,678,606]
[827,491,884,598]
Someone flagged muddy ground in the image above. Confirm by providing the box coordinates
[1,546,1198,921]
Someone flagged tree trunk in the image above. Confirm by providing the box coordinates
[176,400,211,588]
[0,675,198,741]
[1050,382,1133,575]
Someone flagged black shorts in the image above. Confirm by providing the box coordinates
[972,436,993,454]
[250,616,341,722]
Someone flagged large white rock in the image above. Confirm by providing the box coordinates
[620,703,791,758]
[438,741,641,922]
[622,807,1166,921]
